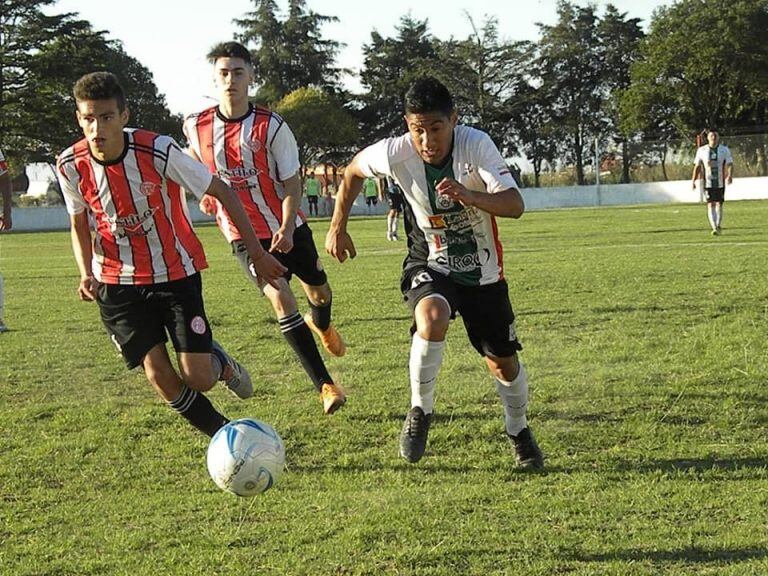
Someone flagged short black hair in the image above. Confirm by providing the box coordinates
[404,76,454,116]
[207,41,253,66]
[73,72,126,112]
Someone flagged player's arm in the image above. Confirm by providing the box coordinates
[0,169,11,231]
[725,151,734,185]
[184,146,217,216]
[691,156,702,188]
[271,172,301,253]
[205,177,287,286]
[326,153,367,262]
[436,179,524,218]
[69,212,99,301]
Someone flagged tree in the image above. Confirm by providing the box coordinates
[597,4,644,183]
[622,0,768,136]
[236,0,343,104]
[275,87,358,167]
[357,15,441,143]
[438,14,529,157]
[535,1,605,185]
[1,1,179,171]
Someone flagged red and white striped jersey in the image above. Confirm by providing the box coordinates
[0,148,7,176]
[184,104,303,242]
[57,129,213,285]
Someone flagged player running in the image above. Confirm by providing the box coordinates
[326,77,544,469]
[184,42,346,415]
[57,71,286,437]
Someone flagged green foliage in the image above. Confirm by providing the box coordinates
[621,0,768,137]
[2,203,768,574]
[0,1,180,171]
[275,87,359,166]
[236,0,343,105]
[357,15,441,143]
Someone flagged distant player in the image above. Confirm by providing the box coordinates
[0,146,12,333]
[363,177,379,215]
[57,72,286,437]
[326,77,544,469]
[184,42,346,415]
[305,171,320,217]
[692,129,733,235]
[384,175,403,241]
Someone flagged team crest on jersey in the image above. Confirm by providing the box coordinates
[435,193,455,210]
[190,316,207,335]
[243,134,262,153]
[139,182,161,197]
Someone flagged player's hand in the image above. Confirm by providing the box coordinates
[325,229,356,263]
[0,213,11,231]
[436,177,475,206]
[78,276,100,302]
[727,176,733,185]
[248,251,287,290]
[270,226,294,254]
[691,181,697,190]
[199,194,217,216]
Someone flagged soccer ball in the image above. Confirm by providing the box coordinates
[206,418,285,497]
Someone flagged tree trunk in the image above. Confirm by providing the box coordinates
[660,148,668,181]
[621,140,630,183]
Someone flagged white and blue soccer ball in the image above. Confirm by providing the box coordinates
[207,418,285,497]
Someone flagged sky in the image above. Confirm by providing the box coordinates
[51,0,666,116]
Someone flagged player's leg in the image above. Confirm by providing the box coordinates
[715,200,723,232]
[233,236,344,413]
[97,281,229,437]
[145,345,229,437]
[290,224,346,358]
[460,281,543,469]
[399,267,455,463]
[707,199,718,234]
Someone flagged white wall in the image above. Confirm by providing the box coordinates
[10,176,768,232]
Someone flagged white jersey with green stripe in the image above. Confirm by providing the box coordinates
[357,125,518,286]
[694,144,733,189]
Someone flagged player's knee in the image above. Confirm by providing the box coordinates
[488,354,520,382]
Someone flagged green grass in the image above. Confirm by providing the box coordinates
[1,201,767,575]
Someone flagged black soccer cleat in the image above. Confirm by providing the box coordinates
[508,427,544,470]
[399,407,432,463]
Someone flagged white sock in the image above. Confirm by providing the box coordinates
[393,214,399,235]
[708,204,717,230]
[496,363,529,436]
[715,204,723,228]
[409,333,445,414]
[387,213,394,235]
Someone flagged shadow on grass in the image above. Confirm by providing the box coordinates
[610,456,768,473]
[569,546,768,564]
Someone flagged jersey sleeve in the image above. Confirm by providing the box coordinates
[357,139,394,178]
[693,147,704,166]
[164,139,214,199]
[269,120,301,181]
[56,159,88,215]
[724,146,734,165]
[475,133,518,193]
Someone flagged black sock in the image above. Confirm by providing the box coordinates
[169,386,229,437]
[308,296,332,332]
[279,311,331,391]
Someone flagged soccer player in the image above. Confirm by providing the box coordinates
[305,170,320,217]
[57,71,287,437]
[692,129,734,235]
[384,175,403,241]
[184,42,346,415]
[326,76,544,469]
[0,146,12,333]
[362,177,379,215]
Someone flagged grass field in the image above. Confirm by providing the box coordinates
[1,201,767,575]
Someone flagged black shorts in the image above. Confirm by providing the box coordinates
[365,196,378,206]
[307,196,319,205]
[386,192,403,212]
[401,265,522,358]
[96,273,212,369]
[705,187,725,203]
[232,223,328,288]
